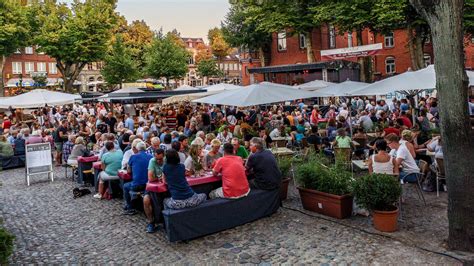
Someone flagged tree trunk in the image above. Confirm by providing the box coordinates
[414,28,425,68]
[258,47,266,67]
[305,32,315,63]
[407,26,420,70]
[411,0,474,252]
[0,55,5,97]
[356,30,371,82]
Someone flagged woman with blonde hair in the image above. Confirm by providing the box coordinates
[205,139,222,170]
[400,130,416,158]
[68,136,90,165]
[184,142,205,176]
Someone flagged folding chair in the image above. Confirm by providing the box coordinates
[435,158,446,197]
[399,161,427,206]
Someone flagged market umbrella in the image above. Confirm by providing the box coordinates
[162,91,221,105]
[311,80,369,97]
[298,80,335,91]
[97,87,144,102]
[174,85,198,91]
[193,82,318,107]
[205,83,241,92]
[0,89,80,108]
[351,65,474,96]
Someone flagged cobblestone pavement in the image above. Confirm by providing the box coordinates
[0,167,466,264]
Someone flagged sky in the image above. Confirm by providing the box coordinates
[116,0,230,41]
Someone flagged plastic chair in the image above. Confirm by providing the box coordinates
[435,158,446,197]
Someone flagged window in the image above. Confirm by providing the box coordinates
[188,57,195,65]
[25,46,34,54]
[48,62,57,74]
[277,31,287,51]
[347,33,353,48]
[234,63,238,70]
[188,42,193,48]
[25,62,35,73]
[36,45,45,55]
[384,32,394,48]
[385,57,396,74]
[37,62,46,72]
[14,48,21,54]
[229,63,234,71]
[424,54,432,67]
[88,63,93,70]
[12,62,22,74]
[329,25,336,48]
[299,33,307,49]
[219,63,224,70]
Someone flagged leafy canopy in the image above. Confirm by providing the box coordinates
[0,0,31,57]
[101,34,139,87]
[197,58,222,79]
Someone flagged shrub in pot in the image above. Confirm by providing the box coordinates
[295,162,353,219]
[277,157,292,200]
[352,173,402,232]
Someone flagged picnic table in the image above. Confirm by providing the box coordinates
[352,160,369,172]
[77,155,99,185]
[271,147,295,156]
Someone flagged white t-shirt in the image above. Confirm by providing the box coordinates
[339,109,349,119]
[427,139,443,159]
[396,144,419,174]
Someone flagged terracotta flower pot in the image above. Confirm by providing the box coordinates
[280,177,291,200]
[372,207,399,232]
[297,187,353,219]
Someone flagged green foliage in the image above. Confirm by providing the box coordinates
[0,222,14,264]
[208,27,231,58]
[352,173,402,211]
[0,0,31,57]
[144,34,189,87]
[101,34,139,87]
[197,58,223,79]
[277,157,292,178]
[465,0,474,35]
[33,0,118,91]
[295,160,352,196]
[32,75,48,87]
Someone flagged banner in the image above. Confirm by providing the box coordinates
[321,43,383,60]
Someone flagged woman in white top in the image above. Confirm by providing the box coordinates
[368,139,398,175]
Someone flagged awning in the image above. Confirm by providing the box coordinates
[321,43,383,60]
[248,60,359,74]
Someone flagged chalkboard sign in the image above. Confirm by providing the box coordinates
[25,143,54,186]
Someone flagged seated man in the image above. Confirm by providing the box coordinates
[210,143,250,199]
[0,135,14,159]
[146,137,161,155]
[62,135,76,164]
[231,137,248,159]
[143,148,165,233]
[94,141,123,199]
[246,137,281,190]
[123,141,152,215]
[385,133,419,182]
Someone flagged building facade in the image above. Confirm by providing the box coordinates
[243,26,441,85]
[181,37,206,87]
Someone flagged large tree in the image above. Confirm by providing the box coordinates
[144,33,189,89]
[33,0,117,92]
[197,58,222,85]
[116,19,154,73]
[0,0,31,96]
[222,2,272,66]
[410,0,474,252]
[195,43,213,64]
[101,35,139,89]
[208,27,231,59]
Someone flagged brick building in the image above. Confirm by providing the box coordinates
[244,26,441,86]
[181,37,206,87]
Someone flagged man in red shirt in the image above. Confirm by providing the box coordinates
[383,121,400,136]
[210,143,250,199]
[2,116,11,131]
[399,112,413,129]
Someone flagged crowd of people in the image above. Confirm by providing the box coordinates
[0,93,465,232]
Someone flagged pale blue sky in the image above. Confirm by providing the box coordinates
[63,0,231,41]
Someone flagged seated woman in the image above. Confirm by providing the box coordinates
[368,139,398,175]
[67,137,90,166]
[204,139,222,170]
[94,141,123,199]
[0,135,14,159]
[184,142,205,176]
[163,149,207,210]
[334,128,352,149]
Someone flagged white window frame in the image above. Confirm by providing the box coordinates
[188,42,193,48]
[347,33,353,48]
[12,62,22,74]
[37,62,46,72]
[384,32,394,48]
[277,31,287,51]
[14,48,21,54]
[299,33,307,49]
[48,62,57,74]
[329,25,336,48]
[25,46,34,54]
[424,54,432,67]
[25,62,35,74]
[385,57,396,74]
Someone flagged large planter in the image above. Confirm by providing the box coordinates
[280,177,290,200]
[297,187,353,219]
[372,207,399,232]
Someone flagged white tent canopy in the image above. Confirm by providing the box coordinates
[351,65,474,96]
[162,91,219,105]
[193,82,318,107]
[311,80,369,97]
[0,89,80,108]
[174,85,198,91]
[298,80,335,91]
[205,83,241,92]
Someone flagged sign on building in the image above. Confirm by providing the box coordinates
[25,143,54,186]
[321,43,383,60]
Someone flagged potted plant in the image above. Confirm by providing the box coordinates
[295,162,353,219]
[277,157,292,200]
[352,174,402,232]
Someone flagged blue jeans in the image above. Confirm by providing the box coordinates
[123,182,146,210]
[399,171,418,183]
